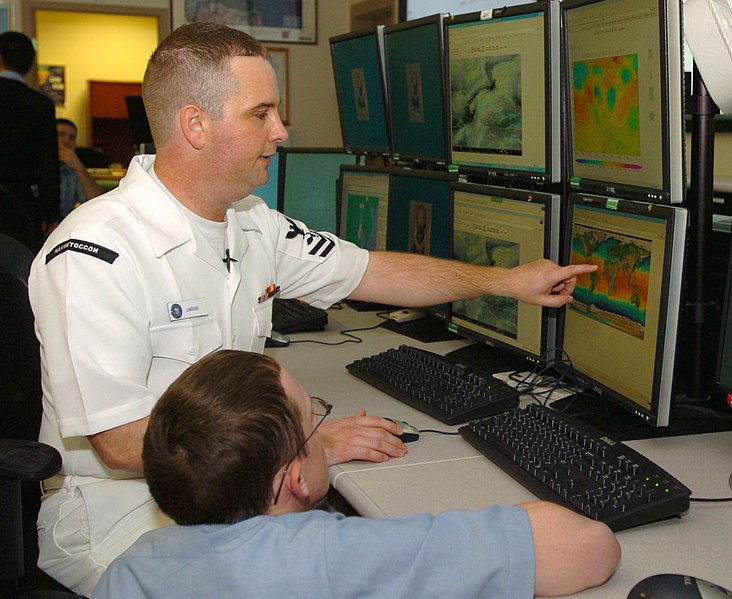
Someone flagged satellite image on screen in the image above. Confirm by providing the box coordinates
[453,230,520,338]
[450,54,522,155]
[344,196,380,249]
[572,54,641,156]
[570,225,651,339]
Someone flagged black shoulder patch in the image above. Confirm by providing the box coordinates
[45,239,119,265]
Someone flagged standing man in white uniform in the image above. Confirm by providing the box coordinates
[29,23,595,597]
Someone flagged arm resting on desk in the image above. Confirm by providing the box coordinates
[522,500,621,597]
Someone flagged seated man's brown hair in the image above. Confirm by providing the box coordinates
[143,350,306,525]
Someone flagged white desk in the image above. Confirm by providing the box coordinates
[266,306,732,598]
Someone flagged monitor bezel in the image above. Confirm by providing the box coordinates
[556,192,688,427]
[445,1,561,185]
[447,182,561,365]
[561,0,685,204]
[329,26,393,156]
[336,163,393,248]
[712,233,732,413]
[386,167,459,321]
[382,14,451,165]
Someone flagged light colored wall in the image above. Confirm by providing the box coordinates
[35,10,158,147]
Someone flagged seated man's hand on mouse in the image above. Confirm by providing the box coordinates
[318,410,408,465]
[628,574,732,599]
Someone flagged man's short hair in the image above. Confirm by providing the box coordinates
[0,31,36,75]
[143,350,305,525]
[142,22,270,147]
[56,118,77,131]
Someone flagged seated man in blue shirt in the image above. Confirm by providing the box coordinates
[93,350,621,599]
[56,118,103,217]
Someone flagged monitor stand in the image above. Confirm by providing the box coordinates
[549,393,732,441]
[379,314,461,343]
[444,343,527,377]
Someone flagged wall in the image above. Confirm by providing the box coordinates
[35,9,158,147]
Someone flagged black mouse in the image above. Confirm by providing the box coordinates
[385,418,420,443]
[628,573,732,598]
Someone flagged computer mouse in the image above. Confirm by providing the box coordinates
[386,418,420,443]
[265,331,290,348]
[627,573,732,598]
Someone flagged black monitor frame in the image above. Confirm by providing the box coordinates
[125,95,154,147]
[382,14,451,165]
[711,235,732,416]
[330,26,392,156]
[561,0,685,204]
[445,2,560,185]
[555,192,687,428]
[446,182,560,371]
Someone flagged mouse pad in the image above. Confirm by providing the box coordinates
[379,317,462,343]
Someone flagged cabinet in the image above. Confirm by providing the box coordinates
[89,80,143,166]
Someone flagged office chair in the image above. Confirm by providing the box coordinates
[74,147,109,169]
[0,234,84,598]
[0,185,34,250]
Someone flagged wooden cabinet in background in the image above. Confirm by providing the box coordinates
[89,80,142,167]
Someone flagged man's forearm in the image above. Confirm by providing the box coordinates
[88,416,149,472]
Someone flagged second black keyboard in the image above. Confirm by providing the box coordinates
[459,404,692,531]
[272,298,328,334]
[345,345,520,425]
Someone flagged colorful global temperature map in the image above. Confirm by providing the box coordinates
[453,231,520,339]
[572,54,641,156]
[570,226,651,339]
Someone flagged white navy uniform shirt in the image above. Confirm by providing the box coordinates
[29,154,368,484]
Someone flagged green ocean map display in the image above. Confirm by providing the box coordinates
[570,225,651,339]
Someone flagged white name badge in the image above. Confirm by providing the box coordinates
[167,298,209,321]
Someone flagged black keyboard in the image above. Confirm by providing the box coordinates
[346,345,520,425]
[459,404,691,531]
[272,298,328,334]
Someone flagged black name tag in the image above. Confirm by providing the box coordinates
[46,239,119,265]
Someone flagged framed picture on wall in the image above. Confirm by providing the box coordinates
[38,64,65,106]
[0,1,11,34]
[267,47,289,125]
[172,0,317,44]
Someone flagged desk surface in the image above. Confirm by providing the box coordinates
[266,306,732,599]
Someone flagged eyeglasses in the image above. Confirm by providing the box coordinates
[273,396,332,505]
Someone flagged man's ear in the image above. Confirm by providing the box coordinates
[284,460,311,503]
[179,104,207,150]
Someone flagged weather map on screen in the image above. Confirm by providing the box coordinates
[451,53,523,155]
[572,54,641,158]
[570,225,651,340]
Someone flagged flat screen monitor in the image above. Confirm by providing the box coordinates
[330,27,391,155]
[386,168,457,320]
[557,193,687,428]
[383,14,450,164]
[125,95,154,147]
[446,2,560,184]
[252,147,279,209]
[337,164,391,250]
[562,0,685,203]
[400,0,534,22]
[712,235,732,414]
[447,183,560,371]
[277,148,358,234]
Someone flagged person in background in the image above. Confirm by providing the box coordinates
[93,350,621,599]
[56,118,104,218]
[0,31,60,246]
[29,22,596,596]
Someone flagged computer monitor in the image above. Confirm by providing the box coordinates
[125,95,154,147]
[562,0,685,203]
[447,183,560,371]
[556,193,687,428]
[446,2,560,184]
[400,0,534,22]
[330,27,392,155]
[712,235,732,415]
[277,148,358,233]
[251,147,280,209]
[386,168,457,321]
[383,14,450,164]
[337,164,391,250]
